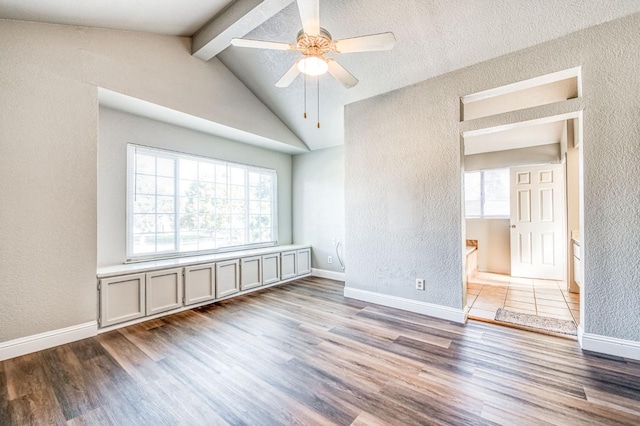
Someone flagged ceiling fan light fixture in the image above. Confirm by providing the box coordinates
[298,56,328,76]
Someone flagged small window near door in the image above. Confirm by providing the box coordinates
[465,169,510,218]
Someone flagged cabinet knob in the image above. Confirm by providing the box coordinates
[511,225,516,228]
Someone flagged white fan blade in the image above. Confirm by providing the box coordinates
[297,0,320,36]
[326,58,358,88]
[231,38,294,51]
[276,61,302,87]
[332,32,396,53]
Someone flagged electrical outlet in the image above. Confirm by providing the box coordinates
[328,256,333,264]
[416,278,425,290]
[331,238,336,245]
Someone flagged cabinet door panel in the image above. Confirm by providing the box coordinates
[185,263,215,305]
[281,251,297,280]
[217,259,240,298]
[146,268,183,316]
[262,254,280,285]
[297,248,311,275]
[241,256,262,291]
[99,273,145,327]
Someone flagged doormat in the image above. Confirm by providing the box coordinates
[495,308,577,336]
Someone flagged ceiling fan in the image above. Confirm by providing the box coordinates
[230,0,396,89]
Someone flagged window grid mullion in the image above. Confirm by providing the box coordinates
[154,156,159,253]
[174,157,179,253]
[227,164,232,246]
[480,171,485,218]
[127,145,277,261]
[245,169,250,245]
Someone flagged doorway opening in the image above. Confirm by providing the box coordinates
[460,69,583,337]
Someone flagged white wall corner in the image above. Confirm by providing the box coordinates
[343,287,467,324]
[311,268,346,282]
[579,329,640,361]
[0,322,98,362]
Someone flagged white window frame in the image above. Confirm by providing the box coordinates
[126,144,278,262]
[465,169,510,219]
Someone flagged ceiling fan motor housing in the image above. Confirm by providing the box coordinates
[296,28,333,57]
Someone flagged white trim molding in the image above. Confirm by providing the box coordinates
[344,287,468,324]
[0,321,98,362]
[312,268,345,282]
[579,327,640,361]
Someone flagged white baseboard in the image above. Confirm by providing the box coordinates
[0,321,98,361]
[579,327,640,361]
[311,268,345,282]
[344,287,467,324]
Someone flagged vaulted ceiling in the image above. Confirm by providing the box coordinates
[2,0,640,151]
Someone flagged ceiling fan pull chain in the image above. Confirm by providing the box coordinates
[317,76,320,129]
[304,70,307,119]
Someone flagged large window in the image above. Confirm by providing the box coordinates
[465,168,510,218]
[127,145,277,260]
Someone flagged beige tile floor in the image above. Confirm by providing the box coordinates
[467,272,580,326]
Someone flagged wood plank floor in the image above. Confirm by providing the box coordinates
[1,277,639,425]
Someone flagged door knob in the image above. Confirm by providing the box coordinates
[511,225,516,228]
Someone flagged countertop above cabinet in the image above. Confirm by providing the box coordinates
[97,244,311,278]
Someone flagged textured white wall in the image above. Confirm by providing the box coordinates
[346,85,464,308]
[0,19,297,343]
[98,108,293,267]
[345,14,640,341]
[292,146,345,272]
[466,220,511,275]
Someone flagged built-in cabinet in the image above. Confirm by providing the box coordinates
[281,250,297,280]
[240,256,262,291]
[184,263,215,306]
[146,268,183,316]
[97,245,311,329]
[573,242,581,287]
[262,253,280,285]
[216,259,240,298]
[296,248,311,275]
[99,273,145,327]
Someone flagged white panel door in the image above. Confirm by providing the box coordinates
[510,164,565,280]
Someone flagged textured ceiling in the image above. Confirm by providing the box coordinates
[218,0,640,150]
[2,0,640,151]
[0,0,236,36]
